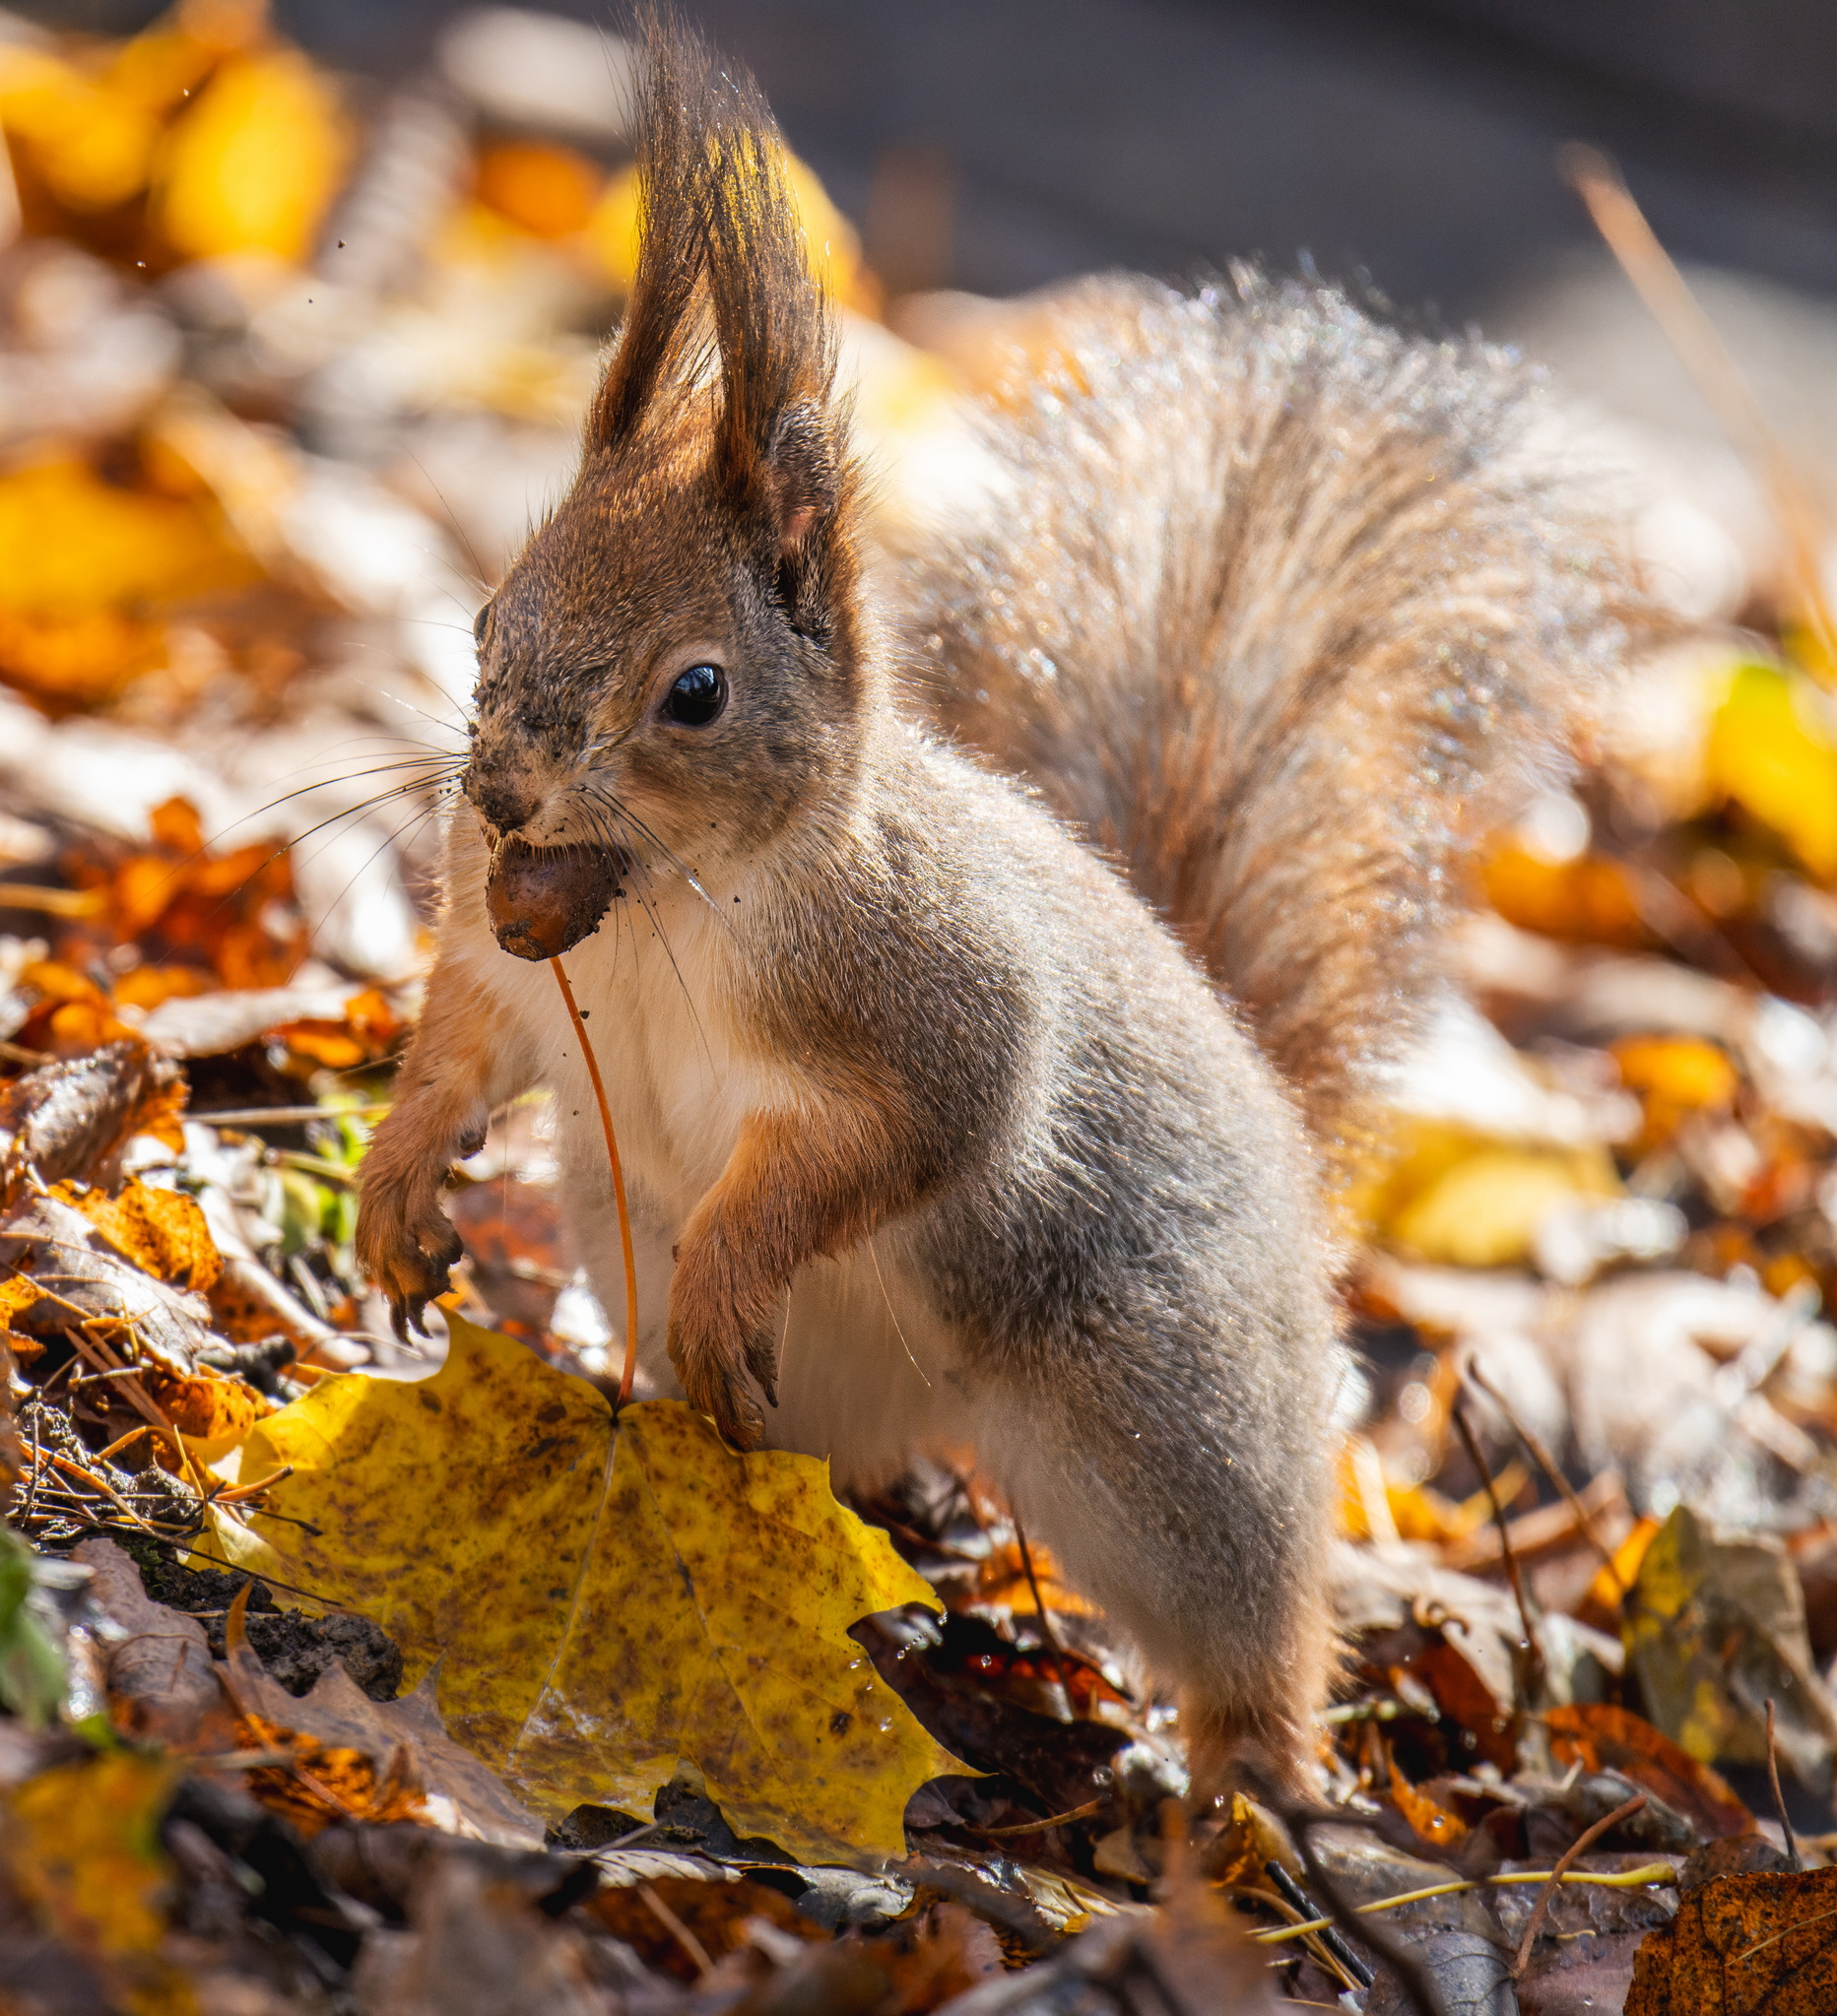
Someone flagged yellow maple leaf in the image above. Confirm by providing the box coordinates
[195,1314,960,1864]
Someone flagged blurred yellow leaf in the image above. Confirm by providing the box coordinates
[0,45,163,211]
[154,49,349,264]
[0,1749,189,2007]
[1389,1143,1618,1267]
[1353,1119,1620,1267]
[197,1314,961,1864]
[1707,661,1837,880]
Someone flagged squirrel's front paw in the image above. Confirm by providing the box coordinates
[667,1301,778,1449]
[355,1184,464,1341]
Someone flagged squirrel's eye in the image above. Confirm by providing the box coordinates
[663,662,728,727]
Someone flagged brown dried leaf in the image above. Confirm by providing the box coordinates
[0,1039,180,1200]
[1626,1865,1837,2015]
[0,1189,213,1372]
[1545,1704,1753,1842]
[71,1534,232,1748]
[60,1176,220,1291]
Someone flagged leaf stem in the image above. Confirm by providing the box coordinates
[550,956,640,1404]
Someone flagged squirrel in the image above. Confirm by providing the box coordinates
[355,19,1631,1790]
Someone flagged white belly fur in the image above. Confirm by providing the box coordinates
[473,882,979,1487]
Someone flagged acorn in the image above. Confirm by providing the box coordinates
[486,838,625,960]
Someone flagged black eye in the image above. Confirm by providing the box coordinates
[663,662,728,727]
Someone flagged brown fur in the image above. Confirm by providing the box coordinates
[355,15,1630,1794]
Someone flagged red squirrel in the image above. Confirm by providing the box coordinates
[356,20,1631,1789]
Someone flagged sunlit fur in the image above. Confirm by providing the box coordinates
[356,16,1632,1791]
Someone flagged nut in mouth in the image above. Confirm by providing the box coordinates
[486,836,630,960]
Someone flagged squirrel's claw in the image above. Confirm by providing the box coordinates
[744,1328,781,1410]
[357,1186,463,1344]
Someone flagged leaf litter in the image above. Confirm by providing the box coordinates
[8,4,1837,2012]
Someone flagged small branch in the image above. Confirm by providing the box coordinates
[1767,1698,1803,1870]
[1514,1791,1647,1975]
[1450,1397,1543,1699]
[975,1796,1106,1838]
[1465,1358,1626,1596]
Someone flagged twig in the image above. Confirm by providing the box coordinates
[93,1424,152,1463]
[40,1450,161,1532]
[195,1104,389,1127]
[1513,1791,1647,1975]
[1265,1859,1375,1990]
[1014,1519,1076,1721]
[1450,1397,1543,1697]
[638,1882,714,1977]
[1464,1359,1626,1596]
[1252,1859,1677,1944]
[1562,144,1837,675]
[211,1465,295,1507]
[975,1796,1106,1838]
[1274,1792,1449,2016]
[1766,1698,1803,1870]
[550,956,640,1404]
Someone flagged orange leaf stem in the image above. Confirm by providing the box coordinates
[550,955,640,1403]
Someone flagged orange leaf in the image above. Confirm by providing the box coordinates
[1385,1746,1470,1852]
[61,1177,221,1292]
[1545,1702,1753,1841]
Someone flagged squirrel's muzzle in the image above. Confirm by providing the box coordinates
[486,838,627,961]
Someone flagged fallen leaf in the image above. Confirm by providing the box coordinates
[1627,1503,1837,1792]
[1706,660,1837,881]
[74,1534,228,1748]
[1496,1853,1678,2016]
[1544,1704,1753,1842]
[347,1834,620,2016]
[0,1189,214,1372]
[0,1039,182,1201]
[154,50,351,264]
[1625,1863,1837,2015]
[198,1314,962,1863]
[223,1641,544,1850]
[61,1175,221,1291]
[1387,1746,1471,1853]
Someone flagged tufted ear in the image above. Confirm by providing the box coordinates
[697,101,847,582]
[583,17,706,455]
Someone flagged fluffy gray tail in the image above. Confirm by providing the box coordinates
[900,272,1635,1169]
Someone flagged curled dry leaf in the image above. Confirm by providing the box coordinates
[71,1535,229,1749]
[198,1314,964,1864]
[1627,1504,1837,1794]
[0,1189,214,1373]
[0,1039,181,1202]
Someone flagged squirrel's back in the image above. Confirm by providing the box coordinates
[896,274,1633,1171]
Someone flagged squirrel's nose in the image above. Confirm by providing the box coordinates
[468,772,542,838]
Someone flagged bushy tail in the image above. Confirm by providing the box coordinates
[901,273,1636,1169]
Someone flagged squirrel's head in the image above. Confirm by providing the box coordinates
[462,23,865,960]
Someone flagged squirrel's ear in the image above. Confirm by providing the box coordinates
[584,19,705,454]
[759,401,840,558]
